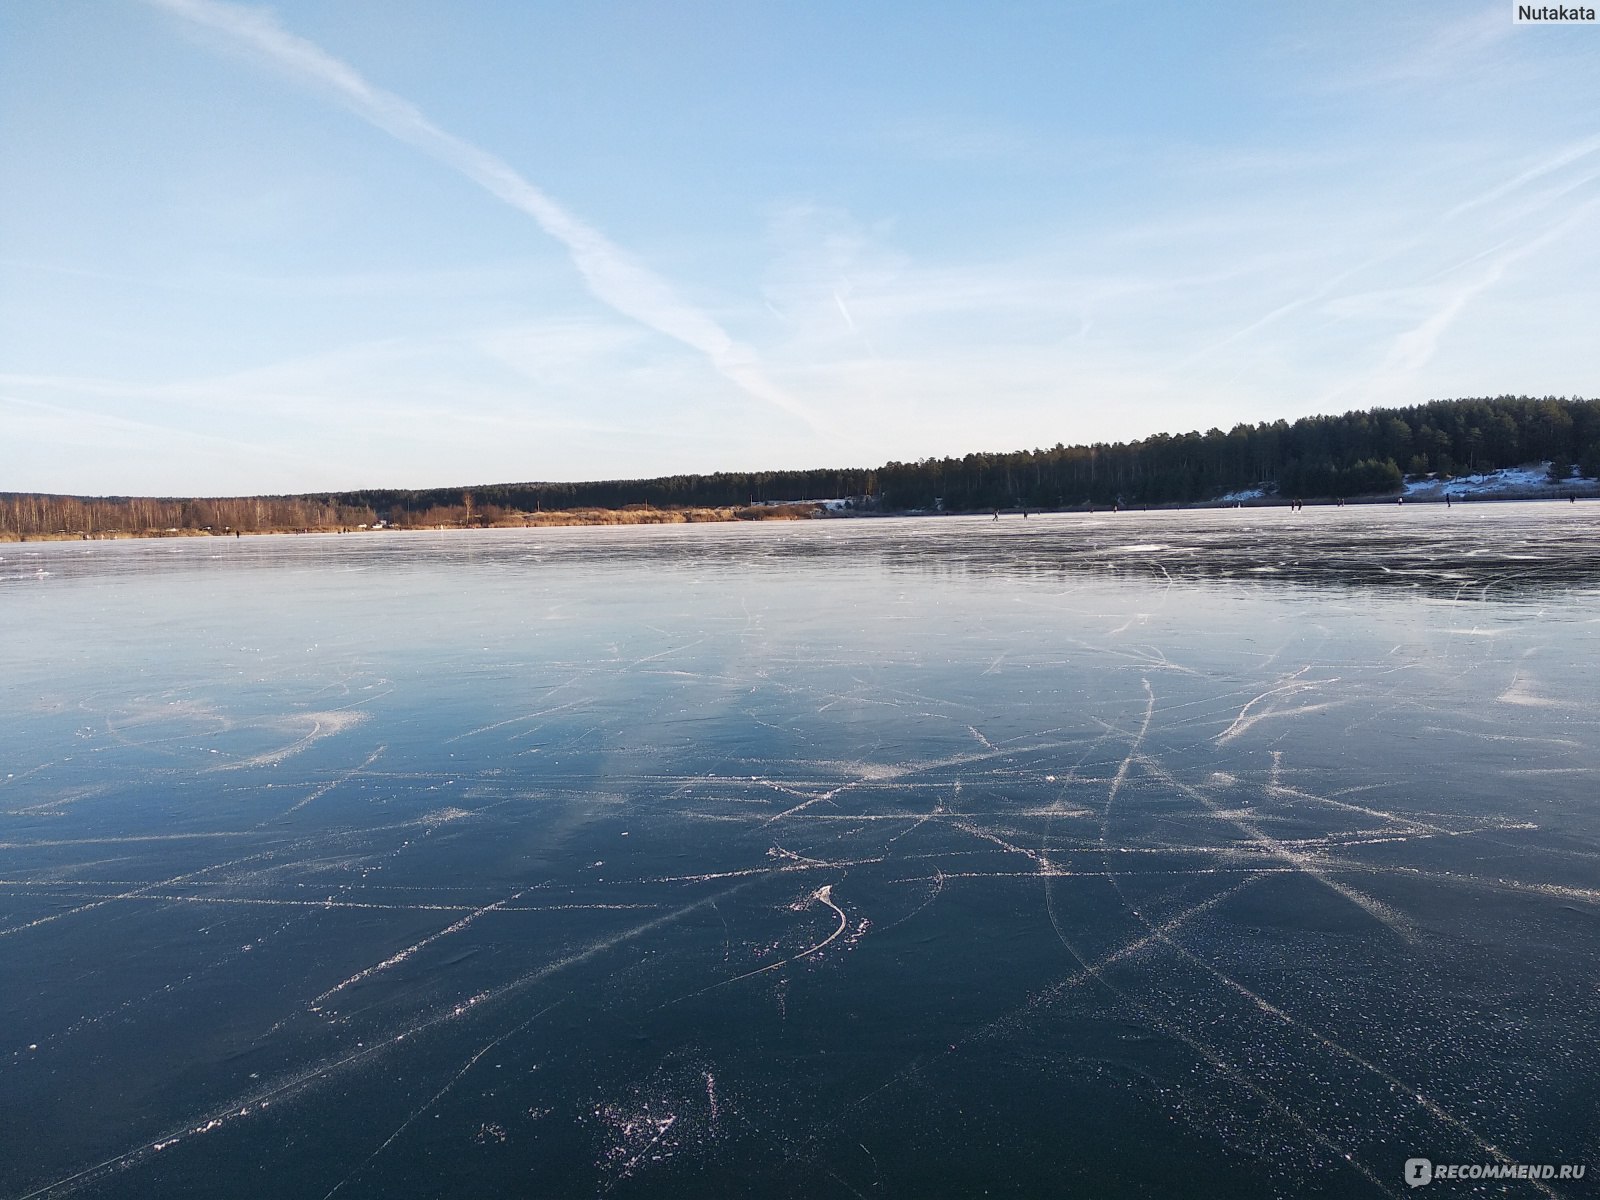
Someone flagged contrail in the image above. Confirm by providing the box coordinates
[833,291,856,332]
[1377,196,1597,377]
[1183,130,1600,370]
[143,0,819,430]
[1444,130,1600,221]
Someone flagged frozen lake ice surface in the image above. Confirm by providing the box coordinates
[3,503,1599,1198]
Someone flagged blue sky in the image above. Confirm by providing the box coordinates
[2,1,1596,495]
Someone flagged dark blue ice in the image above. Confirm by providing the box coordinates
[3,503,1598,1198]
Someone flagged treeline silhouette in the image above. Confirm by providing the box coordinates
[877,394,1596,511]
[0,494,379,539]
[336,468,875,526]
[330,394,1600,518]
[3,395,1594,537]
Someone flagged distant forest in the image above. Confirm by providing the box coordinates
[873,393,1597,512]
[4,395,1595,538]
[324,394,1600,516]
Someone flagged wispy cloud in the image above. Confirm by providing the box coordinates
[1311,4,1518,92]
[1377,199,1597,378]
[1444,132,1600,220]
[143,0,818,431]
[1384,6,1515,84]
[1179,117,1600,376]
[0,392,343,491]
[871,116,1042,166]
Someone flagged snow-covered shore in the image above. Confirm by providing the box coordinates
[1401,463,1598,500]
[1215,462,1598,505]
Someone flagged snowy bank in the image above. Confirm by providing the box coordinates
[1402,463,1599,501]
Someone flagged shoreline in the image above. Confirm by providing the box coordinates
[0,503,821,542]
[4,489,1594,543]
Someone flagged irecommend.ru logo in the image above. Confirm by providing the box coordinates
[1404,1156,1588,1186]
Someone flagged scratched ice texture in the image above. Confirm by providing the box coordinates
[2,504,1598,1199]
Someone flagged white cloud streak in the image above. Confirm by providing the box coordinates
[1444,132,1600,221]
[143,0,818,431]
[1378,199,1597,378]
[0,392,343,490]
[1182,128,1600,372]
